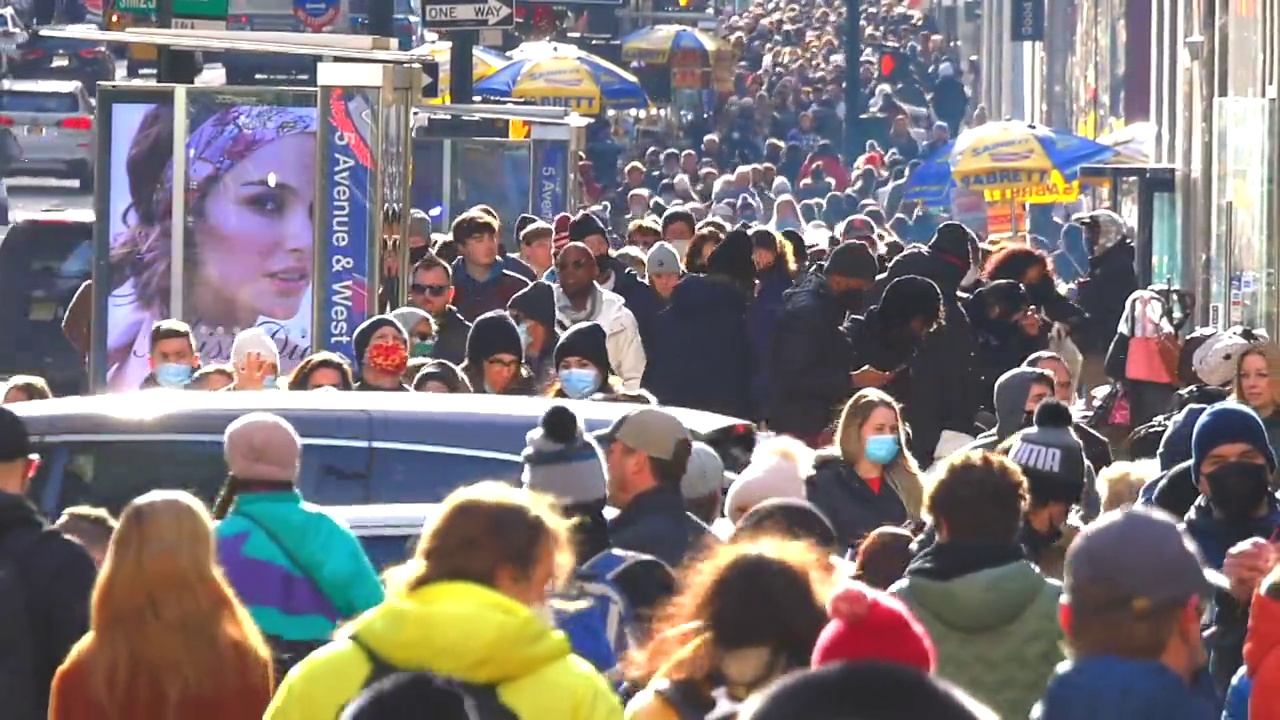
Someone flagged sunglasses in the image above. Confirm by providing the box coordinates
[410,283,450,297]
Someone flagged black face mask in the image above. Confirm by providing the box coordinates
[595,253,612,274]
[1027,275,1056,303]
[1205,461,1273,521]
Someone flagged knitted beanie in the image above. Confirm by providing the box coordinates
[725,453,808,523]
[811,579,937,672]
[353,315,408,369]
[223,412,300,483]
[1192,403,1277,472]
[521,405,607,505]
[230,327,281,370]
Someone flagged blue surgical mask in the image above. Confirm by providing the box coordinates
[154,363,193,388]
[864,434,900,464]
[559,367,600,399]
[517,322,533,351]
[263,375,277,390]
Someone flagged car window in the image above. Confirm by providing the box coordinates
[54,441,229,515]
[357,533,418,571]
[297,444,373,505]
[0,90,78,114]
[348,0,415,15]
[367,448,520,504]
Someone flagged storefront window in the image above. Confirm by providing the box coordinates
[1211,98,1274,331]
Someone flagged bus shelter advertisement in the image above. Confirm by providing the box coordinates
[100,87,318,391]
[314,86,377,368]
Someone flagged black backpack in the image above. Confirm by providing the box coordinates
[0,528,42,720]
[655,678,742,720]
[339,635,519,720]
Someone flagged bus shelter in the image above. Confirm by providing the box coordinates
[55,27,584,390]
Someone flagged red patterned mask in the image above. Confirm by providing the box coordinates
[366,340,408,375]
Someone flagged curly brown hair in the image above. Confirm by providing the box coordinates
[625,537,833,685]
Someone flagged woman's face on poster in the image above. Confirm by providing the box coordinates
[196,132,317,322]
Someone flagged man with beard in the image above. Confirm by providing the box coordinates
[567,211,660,354]
[766,241,879,447]
[552,242,646,390]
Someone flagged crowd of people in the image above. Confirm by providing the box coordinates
[5,0,1280,718]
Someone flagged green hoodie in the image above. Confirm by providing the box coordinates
[890,560,1063,719]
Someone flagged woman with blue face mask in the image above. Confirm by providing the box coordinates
[803,389,927,555]
[548,321,620,401]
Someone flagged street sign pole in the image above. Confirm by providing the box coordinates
[450,30,474,103]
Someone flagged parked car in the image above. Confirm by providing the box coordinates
[12,391,756,517]
[0,208,92,396]
[0,78,94,187]
[10,26,114,94]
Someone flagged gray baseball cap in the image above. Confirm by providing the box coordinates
[592,408,689,461]
[681,441,726,499]
[1065,506,1229,614]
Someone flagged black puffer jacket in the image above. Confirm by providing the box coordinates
[1075,240,1138,354]
[872,249,979,465]
[765,270,853,438]
[428,305,471,366]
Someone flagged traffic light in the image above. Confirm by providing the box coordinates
[876,49,908,84]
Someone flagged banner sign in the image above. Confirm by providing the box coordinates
[532,140,567,221]
[1011,0,1045,42]
[316,86,378,368]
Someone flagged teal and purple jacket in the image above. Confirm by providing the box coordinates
[215,490,385,642]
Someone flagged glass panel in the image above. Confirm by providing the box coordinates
[450,140,531,229]
[369,448,520,503]
[1150,190,1181,287]
[1210,98,1273,330]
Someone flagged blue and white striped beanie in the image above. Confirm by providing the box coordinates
[521,405,607,505]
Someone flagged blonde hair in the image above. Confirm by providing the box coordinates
[65,490,271,716]
[1232,343,1280,413]
[1095,459,1160,513]
[386,481,576,596]
[831,389,924,520]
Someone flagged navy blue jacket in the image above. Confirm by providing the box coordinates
[643,274,755,419]
[746,266,794,419]
[605,258,661,356]
[1033,657,1218,720]
[805,456,908,554]
[608,485,713,568]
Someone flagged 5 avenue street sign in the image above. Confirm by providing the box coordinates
[421,0,514,30]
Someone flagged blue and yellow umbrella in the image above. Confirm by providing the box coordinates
[904,122,1117,205]
[474,47,650,115]
[620,24,727,65]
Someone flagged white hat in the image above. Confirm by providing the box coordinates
[230,327,281,370]
[1193,332,1254,387]
[681,442,727,499]
[724,436,814,523]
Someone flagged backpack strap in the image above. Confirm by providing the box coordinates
[350,634,401,690]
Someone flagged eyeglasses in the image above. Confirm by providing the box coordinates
[486,358,521,369]
[410,283,450,297]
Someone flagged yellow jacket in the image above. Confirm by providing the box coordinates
[265,580,623,720]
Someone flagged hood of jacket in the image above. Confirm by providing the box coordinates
[881,246,962,298]
[344,581,570,684]
[667,273,748,317]
[553,284,632,336]
[897,559,1056,633]
[993,367,1045,439]
[1245,583,1280,676]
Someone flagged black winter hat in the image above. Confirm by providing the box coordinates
[568,211,607,243]
[465,310,524,364]
[825,241,879,281]
[353,314,408,369]
[553,322,612,375]
[706,227,757,288]
[929,222,976,271]
[878,274,943,329]
[513,213,541,241]
[507,280,556,331]
[745,662,998,720]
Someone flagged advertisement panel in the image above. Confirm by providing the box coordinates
[171,88,318,387]
[314,86,377,367]
[99,88,177,391]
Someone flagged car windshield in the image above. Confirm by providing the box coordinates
[357,533,418,571]
[0,91,77,114]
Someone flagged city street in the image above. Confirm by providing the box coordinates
[5,58,226,221]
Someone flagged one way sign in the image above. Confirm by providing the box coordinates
[422,0,514,29]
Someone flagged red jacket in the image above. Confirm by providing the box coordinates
[799,155,851,192]
[1246,581,1280,720]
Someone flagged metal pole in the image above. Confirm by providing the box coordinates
[450,30,476,103]
[156,0,173,82]
[843,0,863,161]
[369,0,395,37]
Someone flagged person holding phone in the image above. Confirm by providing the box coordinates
[844,274,943,405]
